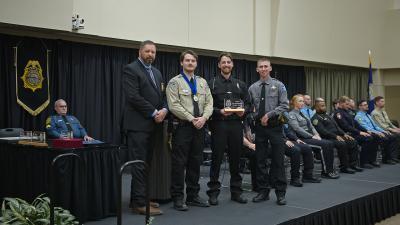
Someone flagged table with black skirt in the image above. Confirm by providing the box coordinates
[0,140,128,223]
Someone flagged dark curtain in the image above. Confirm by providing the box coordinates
[0,33,306,143]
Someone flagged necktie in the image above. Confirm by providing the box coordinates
[300,112,313,133]
[307,108,311,118]
[366,114,377,130]
[147,67,157,87]
[190,78,200,117]
[61,115,73,132]
[258,82,266,119]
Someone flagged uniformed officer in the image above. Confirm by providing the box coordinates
[334,96,379,168]
[46,99,94,141]
[287,95,339,179]
[355,100,398,164]
[300,94,315,119]
[311,98,363,174]
[166,50,213,211]
[247,57,288,205]
[206,52,248,205]
[282,123,321,187]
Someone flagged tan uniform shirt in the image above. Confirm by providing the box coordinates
[371,108,396,130]
[166,74,213,122]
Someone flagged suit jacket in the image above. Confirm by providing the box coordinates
[122,59,167,132]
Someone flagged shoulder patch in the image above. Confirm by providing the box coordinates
[336,113,342,119]
[280,85,287,92]
[46,117,51,125]
[312,119,318,126]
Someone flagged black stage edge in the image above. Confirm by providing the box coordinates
[87,163,400,225]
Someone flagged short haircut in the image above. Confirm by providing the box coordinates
[374,96,384,104]
[257,57,270,66]
[139,40,155,50]
[54,99,66,108]
[314,97,324,105]
[180,50,198,62]
[338,96,350,103]
[357,100,367,106]
[218,52,233,63]
[332,99,339,105]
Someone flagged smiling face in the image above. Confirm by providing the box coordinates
[256,59,272,80]
[139,43,156,65]
[218,55,233,76]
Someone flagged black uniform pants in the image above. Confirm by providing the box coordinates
[242,147,257,191]
[255,124,287,195]
[302,138,335,173]
[207,120,243,196]
[127,129,157,207]
[330,139,359,169]
[372,133,399,161]
[170,123,205,200]
[354,135,378,165]
[285,142,314,179]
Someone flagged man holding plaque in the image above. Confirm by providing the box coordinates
[247,57,289,205]
[206,52,248,205]
[166,50,213,211]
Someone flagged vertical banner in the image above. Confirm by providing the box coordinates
[15,38,50,116]
[368,50,374,113]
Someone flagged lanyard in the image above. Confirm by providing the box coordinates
[181,70,197,95]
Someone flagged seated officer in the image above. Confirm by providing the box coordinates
[355,100,398,164]
[46,99,94,141]
[283,123,321,187]
[334,96,379,169]
[371,96,400,134]
[288,94,339,179]
[312,98,362,174]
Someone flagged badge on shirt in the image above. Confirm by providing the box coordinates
[336,113,342,119]
[183,89,190,94]
[236,82,240,89]
[290,115,296,120]
[312,119,319,126]
[161,82,165,92]
[271,85,277,90]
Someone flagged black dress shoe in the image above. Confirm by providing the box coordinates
[252,192,270,203]
[302,176,321,183]
[321,171,340,179]
[276,195,287,205]
[350,166,363,172]
[231,194,248,204]
[208,195,218,206]
[370,161,381,167]
[361,164,373,169]
[173,199,188,211]
[383,159,396,165]
[290,178,303,187]
[392,158,399,163]
[340,168,356,174]
[186,196,209,207]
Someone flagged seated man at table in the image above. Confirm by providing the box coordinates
[46,99,94,141]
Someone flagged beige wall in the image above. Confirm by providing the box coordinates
[381,9,400,68]
[1,0,400,68]
[0,0,72,31]
[71,0,272,55]
[273,0,389,68]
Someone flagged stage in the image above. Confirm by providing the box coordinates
[86,163,400,225]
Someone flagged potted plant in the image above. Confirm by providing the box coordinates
[0,194,78,225]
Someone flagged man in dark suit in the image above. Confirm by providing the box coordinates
[122,40,167,216]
